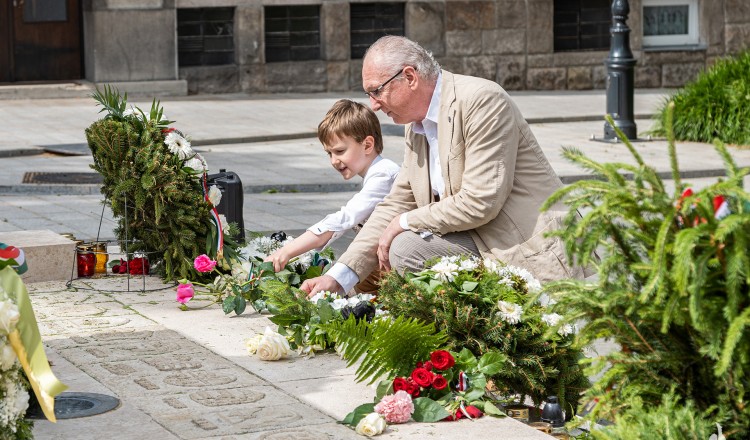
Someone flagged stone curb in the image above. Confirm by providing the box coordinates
[0,168,732,196]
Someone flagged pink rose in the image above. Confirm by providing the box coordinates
[176,283,195,304]
[374,390,414,424]
[193,254,217,273]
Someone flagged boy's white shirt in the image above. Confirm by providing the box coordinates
[309,154,399,250]
[324,155,401,293]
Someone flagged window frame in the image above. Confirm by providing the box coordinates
[642,0,699,47]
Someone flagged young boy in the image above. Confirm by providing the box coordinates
[265,99,399,292]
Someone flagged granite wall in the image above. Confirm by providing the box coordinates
[166,0,750,93]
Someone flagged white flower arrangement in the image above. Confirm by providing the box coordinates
[0,286,29,437]
[237,235,317,273]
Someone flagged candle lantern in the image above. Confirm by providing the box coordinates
[76,244,96,278]
[93,242,108,274]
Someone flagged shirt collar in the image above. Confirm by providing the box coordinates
[412,72,442,135]
[363,155,383,180]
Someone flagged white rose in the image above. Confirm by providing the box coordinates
[0,300,20,336]
[257,327,291,361]
[356,412,386,436]
[245,334,264,355]
[208,185,223,207]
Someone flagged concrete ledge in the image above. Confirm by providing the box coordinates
[0,230,74,283]
[0,82,94,100]
[96,80,188,97]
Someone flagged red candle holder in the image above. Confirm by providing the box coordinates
[76,245,96,278]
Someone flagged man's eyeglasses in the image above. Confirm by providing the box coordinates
[364,68,404,99]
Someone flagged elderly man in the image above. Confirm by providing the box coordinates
[301,36,586,296]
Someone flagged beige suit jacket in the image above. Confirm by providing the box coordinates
[339,71,586,282]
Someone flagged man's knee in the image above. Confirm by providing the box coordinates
[389,232,424,274]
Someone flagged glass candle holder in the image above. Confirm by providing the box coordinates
[93,242,108,274]
[76,245,96,278]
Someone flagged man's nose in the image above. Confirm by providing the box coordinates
[369,96,381,111]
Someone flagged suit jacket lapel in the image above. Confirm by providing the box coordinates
[439,71,457,196]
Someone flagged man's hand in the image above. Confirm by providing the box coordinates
[264,249,289,273]
[377,216,406,271]
[300,274,344,298]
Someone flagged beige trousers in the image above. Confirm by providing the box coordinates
[388,231,480,274]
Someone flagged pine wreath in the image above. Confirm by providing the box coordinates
[85,86,218,280]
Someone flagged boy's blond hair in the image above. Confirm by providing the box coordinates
[318,99,384,154]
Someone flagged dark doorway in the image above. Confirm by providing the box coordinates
[1,0,82,82]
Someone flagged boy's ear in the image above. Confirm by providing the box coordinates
[363,135,376,154]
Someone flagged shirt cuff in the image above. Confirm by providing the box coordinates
[327,262,359,294]
[399,213,409,230]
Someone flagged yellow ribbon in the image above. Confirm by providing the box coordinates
[2,267,67,422]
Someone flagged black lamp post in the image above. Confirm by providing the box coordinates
[604,0,637,140]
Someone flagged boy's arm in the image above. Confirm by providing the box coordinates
[265,230,334,272]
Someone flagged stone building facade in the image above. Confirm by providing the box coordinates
[80,0,750,94]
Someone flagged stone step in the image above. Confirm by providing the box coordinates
[0,230,75,283]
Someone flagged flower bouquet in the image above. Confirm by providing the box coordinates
[177,232,335,317]
[0,285,32,439]
[261,282,381,355]
[376,255,588,412]
[342,347,507,434]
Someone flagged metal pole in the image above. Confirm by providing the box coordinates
[604,0,637,140]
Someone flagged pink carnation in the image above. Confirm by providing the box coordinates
[193,254,217,273]
[374,390,414,424]
[176,283,195,304]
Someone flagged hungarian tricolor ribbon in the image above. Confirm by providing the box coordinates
[202,172,224,260]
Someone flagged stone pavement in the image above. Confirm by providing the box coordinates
[1,86,749,439]
[29,277,550,440]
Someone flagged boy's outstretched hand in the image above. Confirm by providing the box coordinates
[264,249,290,273]
[301,275,344,298]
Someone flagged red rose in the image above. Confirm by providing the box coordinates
[432,374,447,390]
[405,378,420,397]
[393,377,409,393]
[442,405,483,422]
[442,409,463,421]
[411,367,433,388]
[464,405,483,419]
[423,361,434,371]
[129,257,149,275]
[430,350,455,370]
[416,361,424,368]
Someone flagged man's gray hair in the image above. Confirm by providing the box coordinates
[364,36,441,82]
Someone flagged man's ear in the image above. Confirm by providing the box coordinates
[403,65,419,90]
[363,136,376,154]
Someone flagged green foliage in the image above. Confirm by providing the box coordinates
[377,257,588,411]
[652,50,750,146]
[587,390,718,440]
[543,110,750,435]
[321,315,447,384]
[86,86,215,280]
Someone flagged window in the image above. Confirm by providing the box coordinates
[265,5,321,62]
[178,8,235,67]
[554,0,611,52]
[642,0,699,47]
[350,3,405,59]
